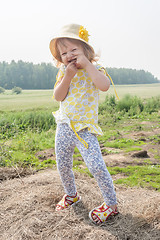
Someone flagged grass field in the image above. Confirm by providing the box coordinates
[0,84,160,191]
[0,83,160,111]
[100,83,160,102]
[0,90,57,111]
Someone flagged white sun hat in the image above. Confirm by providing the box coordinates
[49,23,94,59]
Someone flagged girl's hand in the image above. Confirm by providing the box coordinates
[75,54,90,69]
[65,61,78,79]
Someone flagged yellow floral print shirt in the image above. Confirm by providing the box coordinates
[53,64,107,136]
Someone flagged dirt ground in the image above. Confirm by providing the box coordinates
[0,167,160,240]
[0,127,160,240]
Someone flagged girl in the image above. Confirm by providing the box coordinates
[49,23,119,224]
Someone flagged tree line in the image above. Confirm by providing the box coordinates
[0,60,58,90]
[107,67,159,85]
[0,60,159,90]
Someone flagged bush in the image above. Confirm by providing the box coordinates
[144,96,160,113]
[12,86,22,94]
[0,86,5,93]
[99,95,160,122]
[117,94,144,115]
[99,95,117,114]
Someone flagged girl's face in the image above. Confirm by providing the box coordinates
[58,39,85,67]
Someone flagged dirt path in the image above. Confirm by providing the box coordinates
[0,168,160,240]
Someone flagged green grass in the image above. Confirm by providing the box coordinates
[0,110,56,139]
[72,160,84,167]
[73,166,93,178]
[103,138,145,149]
[108,165,160,191]
[148,134,160,144]
[72,164,160,191]
[0,129,56,169]
[124,147,143,153]
[0,90,59,111]
[149,149,160,161]
[101,148,120,154]
[0,89,160,191]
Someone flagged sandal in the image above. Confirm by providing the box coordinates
[55,192,81,211]
[89,202,119,224]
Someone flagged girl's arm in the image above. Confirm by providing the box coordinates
[76,55,110,91]
[54,62,77,101]
[54,75,72,101]
[85,62,110,91]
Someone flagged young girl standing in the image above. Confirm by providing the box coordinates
[49,23,119,224]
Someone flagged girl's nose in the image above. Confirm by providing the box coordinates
[67,51,73,60]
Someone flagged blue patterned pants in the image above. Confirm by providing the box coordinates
[55,123,117,206]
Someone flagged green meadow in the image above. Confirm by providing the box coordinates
[0,83,160,111]
[100,83,160,102]
[0,84,160,191]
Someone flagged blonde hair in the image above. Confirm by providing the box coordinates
[52,38,98,67]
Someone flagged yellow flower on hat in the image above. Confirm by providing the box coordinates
[79,26,89,42]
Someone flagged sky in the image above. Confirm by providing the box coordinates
[0,0,160,79]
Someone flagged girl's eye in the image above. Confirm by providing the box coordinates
[62,52,67,56]
[72,48,77,52]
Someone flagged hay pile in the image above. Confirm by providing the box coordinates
[0,169,160,240]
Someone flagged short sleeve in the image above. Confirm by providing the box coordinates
[95,64,107,75]
[54,66,65,89]
[52,66,65,98]
[96,64,120,100]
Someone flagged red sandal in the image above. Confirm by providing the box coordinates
[55,192,81,211]
[89,202,119,224]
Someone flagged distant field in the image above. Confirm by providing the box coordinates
[0,83,160,111]
[100,83,160,102]
[0,90,58,111]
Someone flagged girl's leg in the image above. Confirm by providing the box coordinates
[55,123,77,196]
[76,129,117,206]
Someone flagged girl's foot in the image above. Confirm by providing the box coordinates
[89,203,119,224]
[55,192,81,211]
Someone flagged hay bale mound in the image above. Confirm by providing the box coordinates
[0,169,160,240]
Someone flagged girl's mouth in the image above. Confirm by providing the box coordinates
[68,58,77,63]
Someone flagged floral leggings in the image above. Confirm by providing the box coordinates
[55,123,117,206]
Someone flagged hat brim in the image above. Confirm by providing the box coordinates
[49,34,94,59]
